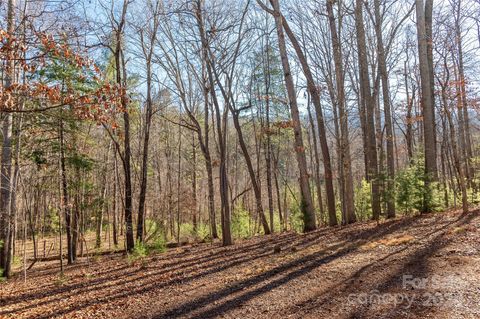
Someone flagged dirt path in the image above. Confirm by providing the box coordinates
[1,210,479,319]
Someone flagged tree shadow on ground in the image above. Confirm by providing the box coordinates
[150,216,424,318]
[281,211,478,319]
[345,211,478,319]
[7,212,474,319]
[1,232,298,316]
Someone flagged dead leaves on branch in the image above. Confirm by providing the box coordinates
[0,29,124,128]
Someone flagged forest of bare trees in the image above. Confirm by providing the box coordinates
[1,1,480,314]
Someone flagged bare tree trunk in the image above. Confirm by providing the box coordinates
[230,110,271,235]
[112,152,119,246]
[454,0,474,188]
[137,5,160,242]
[452,57,468,194]
[202,82,218,239]
[9,103,22,272]
[191,135,198,233]
[404,60,415,163]
[307,96,325,225]
[355,0,381,220]
[176,125,182,244]
[215,104,232,245]
[425,0,437,164]
[59,118,73,265]
[326,0,355,224]
[72,168,81,262]
[441,88,468,213]
[329,88,346,222]
[265,0,317,231]
[195,0,232,245]
[277,9,337,226]
[273,155,284,230]
[416,0,437,212]
[57,199,63,275]
[96,144,111,248]
[137,59,153,243]
[265,108,275,233]
[440,116,450,208]
[113,0,134,251]
[205,142,217,239]
[166,140,174,239]
[0,0,15,278]
[263,44,275,232]
[120,73,134,251]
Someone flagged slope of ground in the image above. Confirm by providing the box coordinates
[1,209,479,319]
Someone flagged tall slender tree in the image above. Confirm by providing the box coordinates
[0,0,15,277]
[355,0,381,220]
[373,0,396,218]
[259,0,317,231]
[416,0,438,212]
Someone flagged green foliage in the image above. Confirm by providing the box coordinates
[144,219,162,242]
[128,242,148,263]
[396,156,444,214]
[39,207,60,234]
[67,153,94,171]
[195,223,211,241]
[128,235,166,264]
[469,155,480,167]
[355,179,372,221]
[147,236,166,254]
[231,207,252,239]
[177,222,211,241]
[428,182,446,212]
[30,150,47,166]
[38,39,101,95]
[141,219,167,253]
[396,162,426,213]
[378,171,395,211]
[251,46,287,111]
[335,200,343,223]
[11,256,22,268]
[467,188,480,205]
[270,210,285,233]
[178,223,195,241]
[145,219,158,232]
[51,208,61,232]
[134,242,148,258]
[288,200,304,233]
[300,199,314,230]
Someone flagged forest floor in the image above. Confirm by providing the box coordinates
[1,209,480,319]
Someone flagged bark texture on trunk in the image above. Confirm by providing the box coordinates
[355,0,381,220]
[416,0,437,212]
[269,0,316,231]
